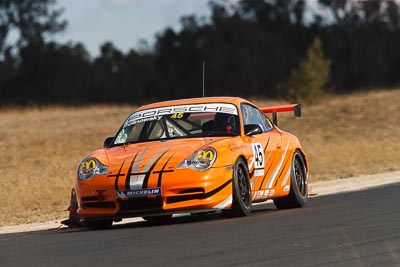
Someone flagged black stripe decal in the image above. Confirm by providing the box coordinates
[154,154,175,187]
[259,157,275,190]
[142,149,170,188]
[107,159,126,190]
[167,178,232,204]
[274,154,291,187]
[249,169,255,180]
[264,136,270,153]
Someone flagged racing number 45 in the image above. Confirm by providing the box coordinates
[252,143,265,169]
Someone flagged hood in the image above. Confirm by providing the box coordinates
[101,137,232,177]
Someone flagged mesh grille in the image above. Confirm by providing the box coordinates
[119,197,163,212]
[82,201,116,208]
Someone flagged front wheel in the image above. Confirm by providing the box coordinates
[274,150,308,209]
[223,157,252,217]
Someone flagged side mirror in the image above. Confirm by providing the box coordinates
[244,124,263,136]
[103,137,114,148]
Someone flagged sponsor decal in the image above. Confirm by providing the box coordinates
[128,115,162,126]
[116,187,162,199]
[80,159,96,171]
[253,190,269,200]
[115,129,128,143]
[178,148,216,170]
[124,103,238,127]
[284,185,290,192]
[269,189,275,196]
[228,144,246,152]
[170,113,184,119]
[195,149,215,162]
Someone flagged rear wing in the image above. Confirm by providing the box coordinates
[261,104,301,126]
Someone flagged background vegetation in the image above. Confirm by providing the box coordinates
[1,0,400,105]
[1,1,399,226]
[0,89,399,226]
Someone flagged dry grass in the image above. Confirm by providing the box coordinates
[0,105,134,226]
[251,89,400,180]
[1,89,399,226]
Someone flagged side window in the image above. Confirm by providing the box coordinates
[258,110,274,131]
[241,104,271,132]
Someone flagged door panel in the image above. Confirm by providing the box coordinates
[240,103,287,201]
[249,130,282,201]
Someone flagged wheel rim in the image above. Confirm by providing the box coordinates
[237,163,251,208]
[294,157,307,197]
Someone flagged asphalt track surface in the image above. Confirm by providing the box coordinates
[1,183,399,266]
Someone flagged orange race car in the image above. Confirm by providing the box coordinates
[65,97,308,229]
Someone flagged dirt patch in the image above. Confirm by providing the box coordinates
[308,170,400,196]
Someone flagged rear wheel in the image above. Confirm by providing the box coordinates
[223,157,252,217]
[274,150,308,209]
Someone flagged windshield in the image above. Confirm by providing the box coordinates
[113,103,240,145]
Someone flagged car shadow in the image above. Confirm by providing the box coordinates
[0,202,278,237]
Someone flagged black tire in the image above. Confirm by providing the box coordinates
[83,220,113,230]
[274,150,308,209]
[223,157,252,217]
[142,214,173,224]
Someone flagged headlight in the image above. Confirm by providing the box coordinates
[178,148,217,171]
[78,158,108,181]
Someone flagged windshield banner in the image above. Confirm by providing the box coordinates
[124,103,238,127]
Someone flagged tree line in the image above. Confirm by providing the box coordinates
[1,0,400,106]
